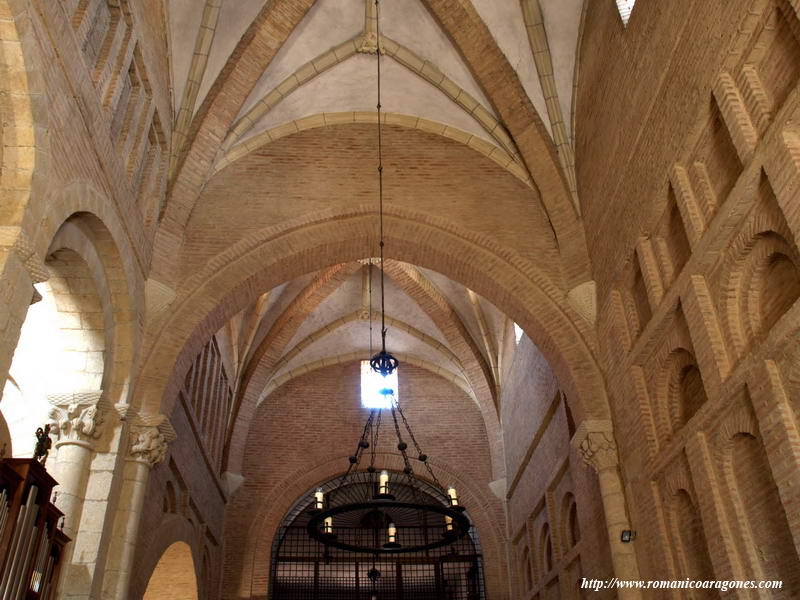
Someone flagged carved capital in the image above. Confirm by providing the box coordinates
[127,414,176,467]
[579,431,619,471]
[571,420,620,472]
[48,391,105,445]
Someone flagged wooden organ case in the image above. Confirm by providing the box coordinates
[0,459,69,599]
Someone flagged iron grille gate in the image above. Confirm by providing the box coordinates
[271,526,485,600]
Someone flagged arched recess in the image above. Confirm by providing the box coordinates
[137,207,609,457]
[0,178,144,440]
[657,348,708,440]
[520,546,533,591]
[726,432,800,591]
[561,491,580,550]
[143,542,199,600]
[163,481,178,514]
[538,523,553,578]
[227,452,508,600]
[668,489,715,589]
[745,233,800,338]
[0,212,136,448]
[40,198,140,407]
[1,216,115,453]
[723,211,800,358]
[135,514,203,600]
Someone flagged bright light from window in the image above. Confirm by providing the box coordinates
[514,323,524,344]
[360,360,398,409]
[616,0,636,25]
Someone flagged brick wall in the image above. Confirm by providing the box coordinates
[501,337,614,599]
[182,124,560,280]
[221,362,509,600]
[129,395,227,600]
[580,0,800,594]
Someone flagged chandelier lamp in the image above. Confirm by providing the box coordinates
[305,0,472,560]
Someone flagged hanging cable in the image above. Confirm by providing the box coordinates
[376,0,385,344]
[368,262,373,355]
[304,0,472,558]
[369,0,397,378]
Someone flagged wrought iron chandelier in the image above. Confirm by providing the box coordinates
[306,0,471,560]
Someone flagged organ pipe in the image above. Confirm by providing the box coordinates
[0,459,70,600]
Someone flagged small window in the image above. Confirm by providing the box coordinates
[513,323,524,344]
[360,360,398,409]
[616,0,636,26]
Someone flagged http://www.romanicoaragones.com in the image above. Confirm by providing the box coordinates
[580,577,783,592]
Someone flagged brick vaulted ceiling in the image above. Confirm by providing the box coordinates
[139,0,606,474]
[155,0,590,285]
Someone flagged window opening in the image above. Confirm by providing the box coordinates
[514,323,524,344]
[616,0,636,26]
[360,360,398,409]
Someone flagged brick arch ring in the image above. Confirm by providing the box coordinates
[136,205,611,435]
[228,452,509,600]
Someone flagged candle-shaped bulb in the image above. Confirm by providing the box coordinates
[387,522,397,543]
[447,486,459,506]
[323,516,333,534]
[314,487,324,510]
[445,515,454,532]
[379,470,390,495]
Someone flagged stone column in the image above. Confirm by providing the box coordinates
[48,391,105,539]
[102,415,175,600]
[572,421,642,599]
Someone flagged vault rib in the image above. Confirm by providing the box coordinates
[520,0,579,212]
[170,0,223,177]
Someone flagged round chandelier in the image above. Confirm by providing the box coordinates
[305,0,472,558]
[305,410,472,554]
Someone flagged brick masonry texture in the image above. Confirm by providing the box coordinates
[0,1,796,599]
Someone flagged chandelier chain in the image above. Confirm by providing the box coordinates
[369,408,382,471]
[375,0,388,352]
[389,404,413,475]
[394,401,445,491]
[329,410,376,503]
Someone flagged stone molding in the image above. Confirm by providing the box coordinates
[127,414,177,467]
[48,390,105,445]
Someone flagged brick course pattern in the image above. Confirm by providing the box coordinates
[0,1,796,599]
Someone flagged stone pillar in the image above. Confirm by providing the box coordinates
[102,415,175,600]
[572,421,642,599]
[48,391,105,539]
[0,230,49,395]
